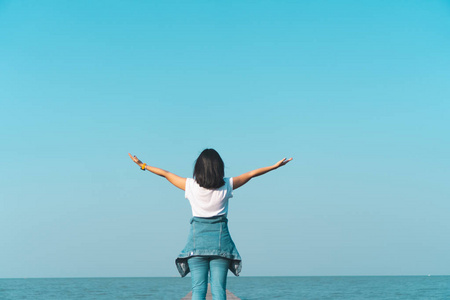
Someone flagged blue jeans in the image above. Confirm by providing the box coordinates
[188,257,230,300]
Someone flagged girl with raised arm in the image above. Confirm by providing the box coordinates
[129,149,292,300]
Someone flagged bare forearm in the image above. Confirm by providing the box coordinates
[233,164,278,189]
[143,165,186,190]
[232,157,292,190]
[144,165,169,177]
[129,153,186,190]
[248,164,278,178]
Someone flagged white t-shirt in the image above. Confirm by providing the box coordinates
[185,177,234,217]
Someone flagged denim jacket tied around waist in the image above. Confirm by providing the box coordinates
[175,215,242,277]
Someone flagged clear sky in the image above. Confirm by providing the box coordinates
[1,0,449,278]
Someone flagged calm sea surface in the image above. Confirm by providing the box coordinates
[0,276,448,300]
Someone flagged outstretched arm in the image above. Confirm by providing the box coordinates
[128,153,186,191]
[232,157,292,190]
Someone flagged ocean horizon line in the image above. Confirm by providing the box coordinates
[2,274,448,280]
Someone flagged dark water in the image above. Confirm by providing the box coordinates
[0,276,448,299]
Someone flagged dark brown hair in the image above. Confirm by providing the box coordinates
[193,149,225,189]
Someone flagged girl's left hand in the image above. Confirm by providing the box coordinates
[128,153,143,167]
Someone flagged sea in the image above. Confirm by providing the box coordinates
[0,276,449,300]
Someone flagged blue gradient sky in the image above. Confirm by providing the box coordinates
[1,0,449,278]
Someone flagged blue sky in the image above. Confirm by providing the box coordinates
[1,0,449,278]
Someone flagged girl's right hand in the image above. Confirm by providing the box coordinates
[274,157,293,168]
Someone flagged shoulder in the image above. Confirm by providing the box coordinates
[185,178,197,197]
[186,178,199,189]
[224,177,234,189]
[224,178,234,198]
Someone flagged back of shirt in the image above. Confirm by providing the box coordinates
[185,177,234,217]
